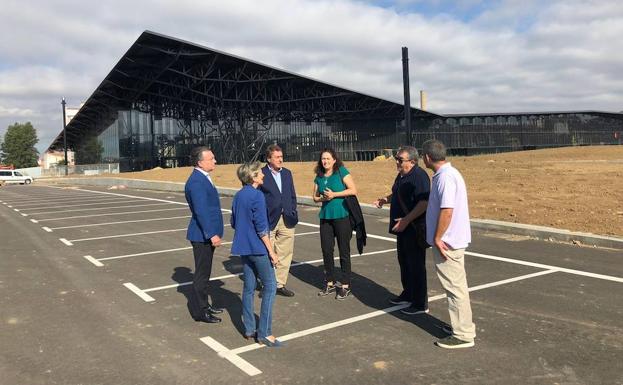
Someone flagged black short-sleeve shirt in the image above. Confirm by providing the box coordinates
[389,166,431,234]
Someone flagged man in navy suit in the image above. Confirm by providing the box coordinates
[185,146,224,323]
[259,144,298,297]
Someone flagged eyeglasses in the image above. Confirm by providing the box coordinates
[394,156,411,164]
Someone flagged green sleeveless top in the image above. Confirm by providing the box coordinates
[314,166,350,220]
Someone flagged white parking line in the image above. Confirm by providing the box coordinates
[48,186,233,212]
[123,283,156,302]
[142,247,396,293]
[208,269,559,376]
[101,246,193,261]
[83,255,104,267]
[27,202,172,215]
[15,198,143,210]
[42,227,52,232]
[298,221,397,243]
[0,195,107,205]
[200,337,262,376]
[50,215,192,230]
[466,251,623,283]
[69,223,233,243]
[70,228,187,242]
[35,207,188,222]
[30,219,38,223]
[59,238,73,246]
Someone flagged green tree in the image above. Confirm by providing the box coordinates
[75,136,104,164]
[1,122,39,168]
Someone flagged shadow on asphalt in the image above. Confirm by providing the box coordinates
[171,266,245,336]
[290,261,448,339]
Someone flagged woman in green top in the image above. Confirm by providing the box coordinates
[312,148,358,300]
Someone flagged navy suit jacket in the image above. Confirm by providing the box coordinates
[259,165,298,230]
[185,169,224,242]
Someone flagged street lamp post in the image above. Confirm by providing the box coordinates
[61,98,68,176]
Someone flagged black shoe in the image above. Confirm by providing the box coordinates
[400,306,430,315]
[195,311,222,323]
[318,284,336,297]
[336,287,351,300]
[388,295,410,305]
[276,287,295,297]
[206,305,223,314]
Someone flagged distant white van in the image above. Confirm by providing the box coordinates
[0,170,34,185]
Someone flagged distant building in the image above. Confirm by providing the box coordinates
[65,102,85,124]
[46,30,623,172]
[40,150,75,168]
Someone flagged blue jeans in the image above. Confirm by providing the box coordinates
[241,254,277,339]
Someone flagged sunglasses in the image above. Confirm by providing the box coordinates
[394,156,412,164]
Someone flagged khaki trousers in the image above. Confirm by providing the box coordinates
[432,247,476,341]
[271,216,295,288]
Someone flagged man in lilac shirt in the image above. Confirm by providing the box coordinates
[423,139,476,349]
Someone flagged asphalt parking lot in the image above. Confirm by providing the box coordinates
[1,183,622,385]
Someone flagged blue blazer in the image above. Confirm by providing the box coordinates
[185,169,224,242]
[230,185,271,256]
[258,165,298,230]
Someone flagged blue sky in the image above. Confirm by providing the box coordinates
[0,0,621,153]
[365,0,497,20]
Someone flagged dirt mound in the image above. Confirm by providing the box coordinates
[119,146,623,237]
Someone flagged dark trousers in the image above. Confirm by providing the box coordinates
[320,217,352,285]
[191,241,215,311]
[396,232,428,310]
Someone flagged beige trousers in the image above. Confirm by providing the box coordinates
[432,247,476,341]
[271,216,295,288]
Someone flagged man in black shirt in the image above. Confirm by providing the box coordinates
[373,146,431,315]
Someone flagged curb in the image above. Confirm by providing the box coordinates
[43,177,623,250]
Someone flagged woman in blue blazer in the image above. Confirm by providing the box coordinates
[231,161,282,347]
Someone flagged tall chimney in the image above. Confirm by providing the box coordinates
[420,90,427,111]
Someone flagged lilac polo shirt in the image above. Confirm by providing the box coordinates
[426,162,471,249]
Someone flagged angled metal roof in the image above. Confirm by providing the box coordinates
[48,30,439,152]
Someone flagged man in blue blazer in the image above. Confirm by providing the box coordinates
[259,144,299,297]
[185,146,224,323]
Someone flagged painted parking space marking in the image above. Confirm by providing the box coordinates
[123,283,156,302]
[26,201,174,215]
[205,269,560,376]
[140,247,397,294]
[59,238,74,246]
[47,186,234,212]
[15,198,144,210]
[35,207,189,222]
[42,227,52,232]
[83,255,104,267]
[70,228,187,242]
[200,337,262,376]
[466,251,623,283]
[97,231,319,269]
[49,215,192,230]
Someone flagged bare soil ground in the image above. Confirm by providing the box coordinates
[117,146,623,237]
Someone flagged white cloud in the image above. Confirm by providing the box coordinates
[0,106,36,118]
[0,0,622,151]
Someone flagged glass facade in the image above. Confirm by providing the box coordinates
[412,113,623,155]
[97,110,622,171]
